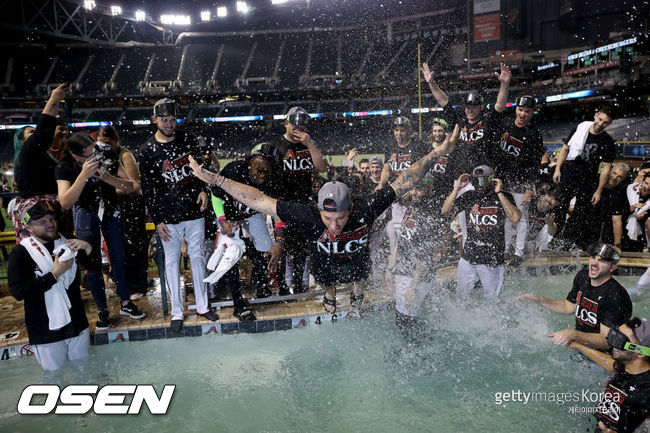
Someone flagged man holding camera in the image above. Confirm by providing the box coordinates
[138,98,217,332]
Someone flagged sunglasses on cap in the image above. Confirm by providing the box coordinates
[586,242,620,263]
[286,112,310,128]
[607,328,650,356]
[21,201,57,225]
[465,93,484,106]
[153,101,179,117]
[517,95,536,108]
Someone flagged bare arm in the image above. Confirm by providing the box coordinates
[42,83,68,118]
[442,174,469,215]
[592,162,612,204]
[378,163,391,189]
[98,166,135,195]
[57,158,101,209]
[493,63,511,113]
[294,130,329,173]
[422,63,449,107]
[517,294,575,314]
[553,145,569,183]
[612,215,622,247]
[447,124,460,154]
[388,146,447,198]
[189,156,278,217]
[494,180,521,222]
[568,341,615,372]
[120,151,142,193]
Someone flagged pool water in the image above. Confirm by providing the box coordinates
[1,272,648,433]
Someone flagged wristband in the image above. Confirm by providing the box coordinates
[211,194,226,220]
[217,216,226,222]
[275,222,288,242]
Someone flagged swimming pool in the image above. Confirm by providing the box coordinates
[1,272,648,433]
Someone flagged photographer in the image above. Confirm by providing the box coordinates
[55,132,145,330]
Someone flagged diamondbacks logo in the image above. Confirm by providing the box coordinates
[468,204,499,230]
[399,217,416,241]
[316,226,369,256]
[388,153,413,172]
[500,132,524,157]
[161,154,192,185]
[575,291,598,327]
[459,122,485,144]
[283,149,314,172]
[595,383,626,424]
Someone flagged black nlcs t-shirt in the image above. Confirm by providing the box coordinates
[566,269,632,333]
[491,116,545,191]
[383,138,430,180]
[565,126,616,182]
[212,159,283,222]
[395,199,447,275]
[55,159,120,215]
[528,204,552,240]
[276,187,396,286]
[455,190,514,266]
[443,106,501,180]
[138,130,206,226]
[595,369,650,433]
[272,136,315,204]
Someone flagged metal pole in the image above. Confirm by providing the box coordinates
[417,43,422,140]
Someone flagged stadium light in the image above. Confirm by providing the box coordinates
[83,0,96,11]
[271,0,289,4]
[135,10,146,21]
[110,5,122,16]
[236,2,250,13]
[201,10,211,21]
[160,14,192,25]
[217,6,228,17]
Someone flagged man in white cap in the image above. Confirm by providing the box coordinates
[137,98,218,333]
[270,106,329,296]
[189,144,448,314]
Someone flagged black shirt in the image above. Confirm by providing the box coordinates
[55,159,120,215]
[564,126,616,182]
[15,113,59,198]
[598,182,629,220]
[491,117,545,191]
[443,106,502,180]
[595,368,650,433]
[8,238,89,345]
[276,186,396,286]
[384,138,430,180]
[455,190,515,266]
[395,199,447,275]
[272,136,315,204]
[138,130,206,226]
[212,159,283,222]
[566,269,632,333]
[528,203,552,240]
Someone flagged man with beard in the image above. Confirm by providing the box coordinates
[488,95,548,266]
[270,107,329,296]
[8,201,92,374]
[525,184,561,254]
[518,243,632,350]
[568,318,650,433]
[386,182,449,338]
[442,165,521,298]
[553,107,616,237]
[209,143,284,320]
[624,173,650,252]
[138,98,217,333]
[425,117,455,194]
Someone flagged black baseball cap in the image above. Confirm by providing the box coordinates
[392,116,412,129]
[516,95,536,108]
[465,92,484,106]
[153,98,179,117]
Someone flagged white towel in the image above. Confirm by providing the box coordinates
[204,228,246,284]
[21,236,78,330]
[566,121,593,161]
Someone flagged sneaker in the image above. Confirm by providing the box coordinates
[130,292,145,301]
[95,310,112,330]
[198,310,219,322]
[120,301,146,319]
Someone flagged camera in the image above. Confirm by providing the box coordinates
[93,141,117,170]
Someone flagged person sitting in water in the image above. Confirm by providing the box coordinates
[8,201,92,374]
[568,318,650,433]
[188,144,449,314]
[518,242,632,350]
[441,165,521,298]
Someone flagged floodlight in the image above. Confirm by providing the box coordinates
[110,5,122,16]
[272,0,289,4]
[135,10,146,21]
[236,2,250,13]
[83,0,96,11]
[217,6,228,17]
[160,14,191,25]
[201,10,211,21]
